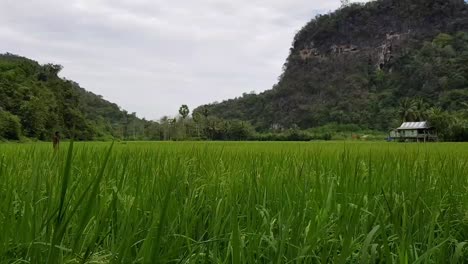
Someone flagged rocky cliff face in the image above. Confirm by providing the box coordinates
[290,0,468,70]
[195,0,468,131]
[298,31,410,69]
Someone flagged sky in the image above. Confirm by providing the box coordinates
[0,0,363,120]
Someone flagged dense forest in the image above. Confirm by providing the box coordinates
[195,0,468,141]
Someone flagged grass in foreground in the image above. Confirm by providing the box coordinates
[0,141,467,263]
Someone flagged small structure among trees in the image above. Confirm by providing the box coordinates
[390,121,438,142]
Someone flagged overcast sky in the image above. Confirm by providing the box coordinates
[0,0,363,120]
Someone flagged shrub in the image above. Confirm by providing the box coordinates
[0,110,21,140]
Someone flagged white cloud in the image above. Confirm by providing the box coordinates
[0,0,362,119]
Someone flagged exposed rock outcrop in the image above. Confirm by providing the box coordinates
[331,44,359,54]
[299,42,321,60]
[376,31,411,69]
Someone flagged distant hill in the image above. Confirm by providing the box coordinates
[0,53,155,141]
[195,0,468,134]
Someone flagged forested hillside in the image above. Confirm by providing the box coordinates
[0,54,259,142]
[195,0,468,141]
[0,54,159,141]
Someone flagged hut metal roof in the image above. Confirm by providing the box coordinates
[397,121,431,130]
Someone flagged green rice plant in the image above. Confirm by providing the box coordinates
[0,141,467,263]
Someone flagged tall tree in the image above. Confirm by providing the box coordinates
[179,105,190,119]
[413,98,428,121]
[398,98,417,122]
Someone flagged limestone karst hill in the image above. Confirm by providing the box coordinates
[195,0,468,132]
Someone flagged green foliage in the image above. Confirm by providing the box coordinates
[433,33,455,48]
[1,142,467,262]
[397,97,429,122]
[427,107,468,141]
[0,53,155,141]
[178,104,190,119]
[224,120,255,141]
[0,110,21,140]
[19,96,51,139]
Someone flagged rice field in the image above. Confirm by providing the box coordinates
[0,141,467,263]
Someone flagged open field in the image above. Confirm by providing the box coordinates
[0,141,467,263]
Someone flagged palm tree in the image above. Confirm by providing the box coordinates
[178,105,190,120]
[413,98,428,121]
[398,98,417,122]
[178,105,190,140]
[426,106,447,140]
[426,106,443,118]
